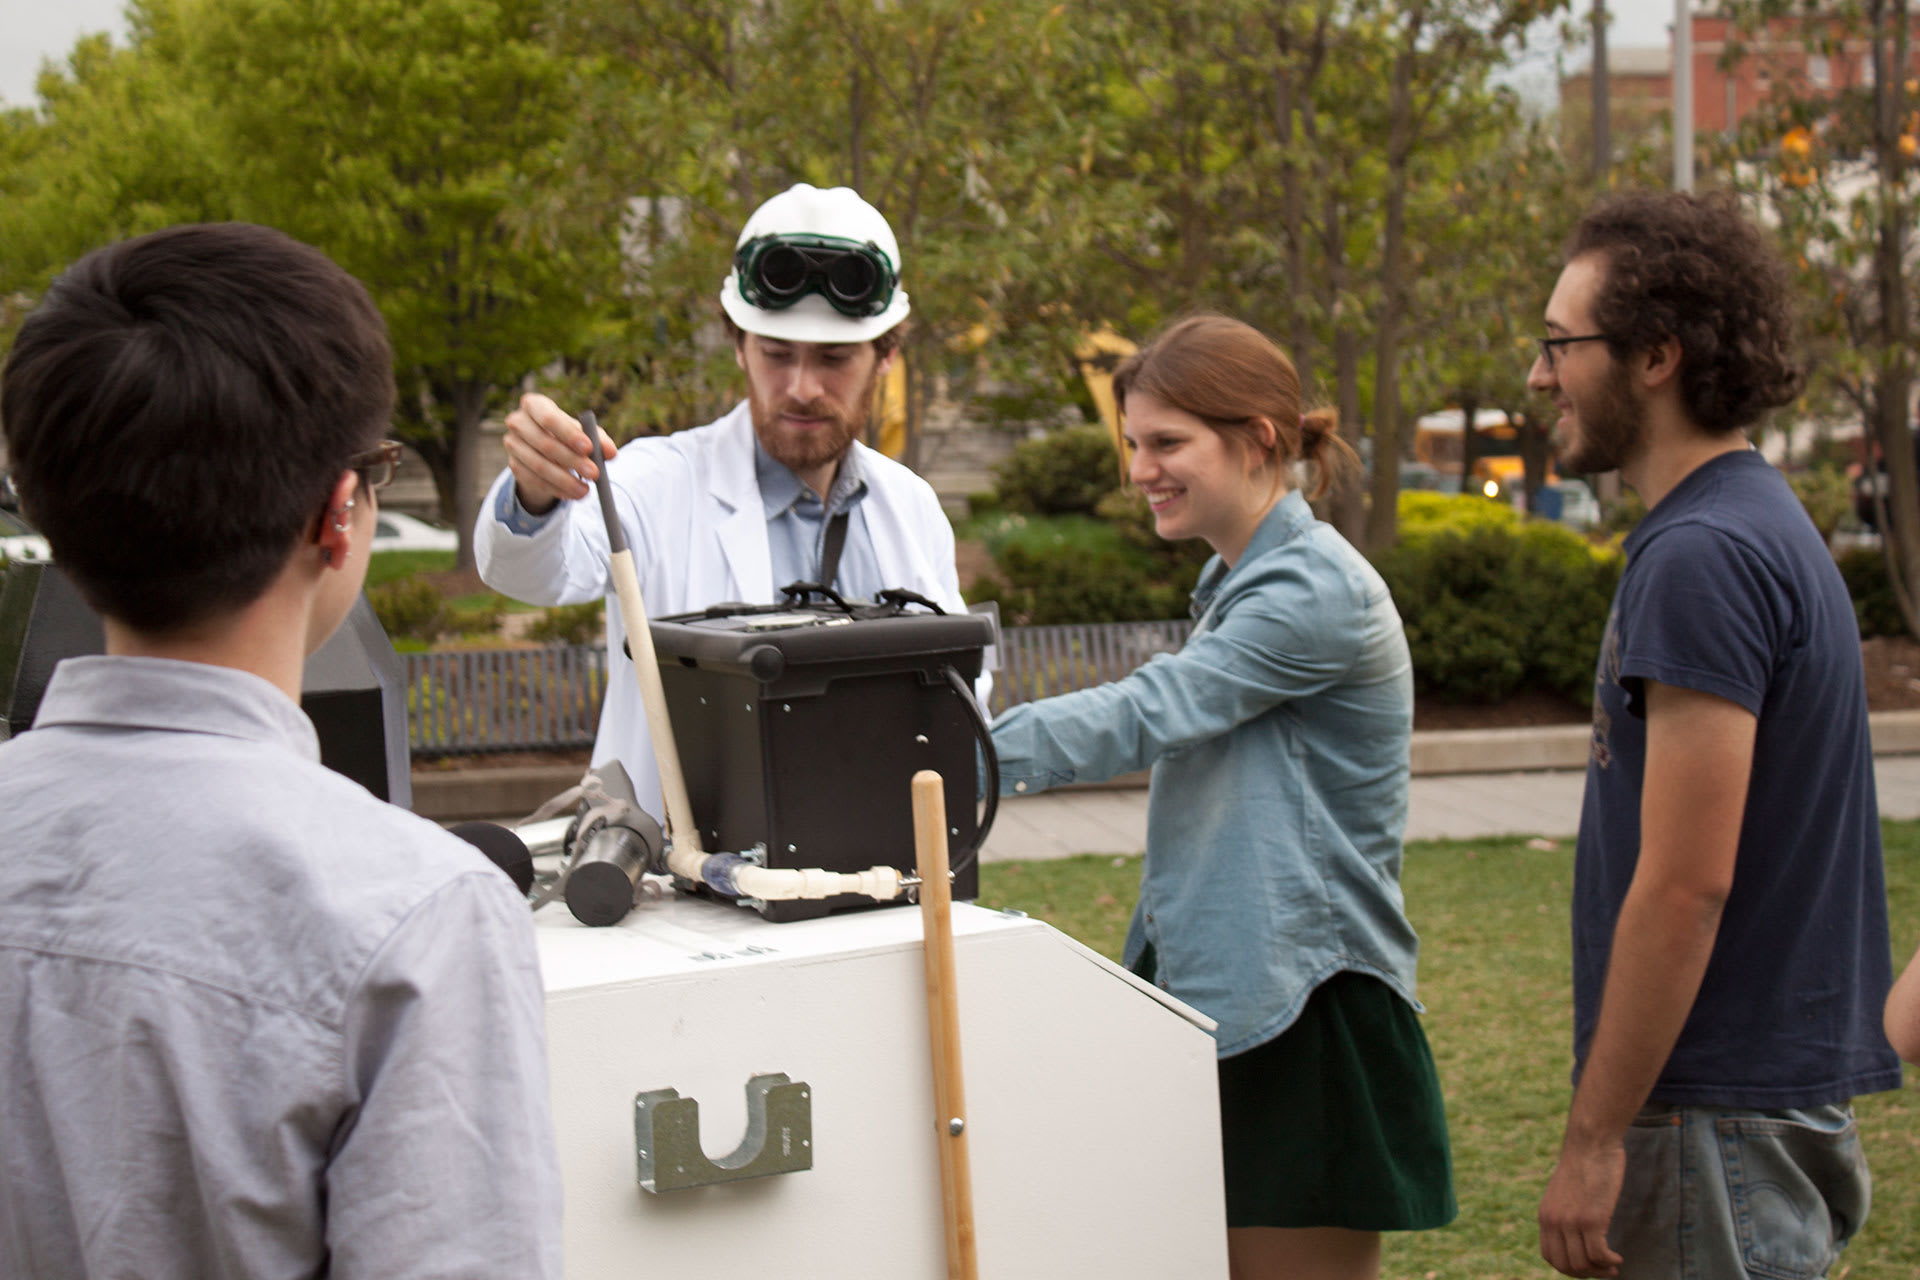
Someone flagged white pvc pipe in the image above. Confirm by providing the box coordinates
[728,862,907,902]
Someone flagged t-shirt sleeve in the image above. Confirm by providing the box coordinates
[325,871,562,1280]
[1614,522,1784,717]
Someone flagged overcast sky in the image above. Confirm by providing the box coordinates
[0,0,1679,113]
[2,0,128,109]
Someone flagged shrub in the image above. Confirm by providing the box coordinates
[1396,491,1522,545]
[964,503,1202,626]
[966,489,1001,515]
[1373,513,1622,706]
[966,542,1191,625]
[991,424,1125,516]
[369,578,450,643]
[1788,465,1851,540]
[448,593,511,636]
[528,601,604,645]
[1837,547,1908,639]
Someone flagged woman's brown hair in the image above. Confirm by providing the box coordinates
[1110,314,1357,500]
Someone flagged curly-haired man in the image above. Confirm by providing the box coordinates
[1529,190,1901,1279]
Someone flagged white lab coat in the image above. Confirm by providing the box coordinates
[474,401,970,820]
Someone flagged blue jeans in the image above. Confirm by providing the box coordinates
[1609,1103,1870,1279]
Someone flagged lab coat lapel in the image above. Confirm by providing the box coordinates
[710,405,774,601]
[859,445,925,590]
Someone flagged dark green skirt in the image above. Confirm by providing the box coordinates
[1139,951,1457,1231]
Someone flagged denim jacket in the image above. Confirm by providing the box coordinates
[990,491,1420,1056]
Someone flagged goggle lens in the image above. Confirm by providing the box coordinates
[758,245,811,297]
[826,253,877,303]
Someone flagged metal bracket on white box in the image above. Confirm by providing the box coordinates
[634,1073,813,1193]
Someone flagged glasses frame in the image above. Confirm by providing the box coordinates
[347,439,404,492]
[1536,333,1612,373]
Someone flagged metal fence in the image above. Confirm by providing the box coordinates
[988,619,1192,716]
[405,646,608,755]
[404,618,1194,755]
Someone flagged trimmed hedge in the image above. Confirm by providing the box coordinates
[1373,496,1622,706]
[1838,546,1908,639]
[991,424,1126,516]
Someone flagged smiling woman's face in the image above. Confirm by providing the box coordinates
[1123,390,1279,566]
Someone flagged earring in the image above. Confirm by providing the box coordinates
[331,496,355,534]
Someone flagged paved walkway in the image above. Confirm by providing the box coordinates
[979,755,1920,862]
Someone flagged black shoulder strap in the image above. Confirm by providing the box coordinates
[818,510,851,589]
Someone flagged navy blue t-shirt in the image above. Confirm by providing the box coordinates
[1573,449,1902,1108]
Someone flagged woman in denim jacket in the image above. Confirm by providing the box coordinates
[991,315,1454,1280]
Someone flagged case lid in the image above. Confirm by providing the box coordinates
[650,606,991,674]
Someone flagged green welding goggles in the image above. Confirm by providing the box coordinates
[733,233,898,318]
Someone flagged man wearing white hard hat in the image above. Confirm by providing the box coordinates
[474,184,966,820]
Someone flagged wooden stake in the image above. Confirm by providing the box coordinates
[911,770,978,1280]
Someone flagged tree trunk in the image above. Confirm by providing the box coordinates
[1518,412,1552,504]
[902,338,927,475]
[1871,0,1920,635]
[1320,177,1366,543]
[1460,396,1482,492]
[450,381,489,574]
[850,66,866,192]
[1363,5,1422,553]
[1328,327,1366,543]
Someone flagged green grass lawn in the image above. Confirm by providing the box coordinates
[366,549,455,587]
[978,822,1920,1279]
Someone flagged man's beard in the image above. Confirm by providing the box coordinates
[1557,359,1646,476]
[748,366,880,479]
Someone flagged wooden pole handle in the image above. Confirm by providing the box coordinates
[912,770,978,1280]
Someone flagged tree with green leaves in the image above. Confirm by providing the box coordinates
[200,0,611,570]
[1716,0,1920,634]
[545,0,1131,467]
[1,0,609,572]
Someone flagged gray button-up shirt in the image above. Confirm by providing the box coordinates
[753,437,883,598]
[0,656,562,1279]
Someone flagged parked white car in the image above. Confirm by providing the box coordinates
[0,511,50,563]
[1549,480,1602,532]
[371,511,459,553]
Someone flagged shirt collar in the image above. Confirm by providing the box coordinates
[1191,489,1314,617]
[754,436,869,519]
[31,655,322,761]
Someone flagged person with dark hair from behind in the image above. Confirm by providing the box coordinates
[1529,190,1901,1279]
[989,314,1455,1280]
[0,223,562,1278]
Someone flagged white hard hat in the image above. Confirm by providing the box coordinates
[720,184,911,344]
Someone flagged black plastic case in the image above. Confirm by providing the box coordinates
[649,604,992,921]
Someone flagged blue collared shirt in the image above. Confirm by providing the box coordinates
[492,436,885,599]
[990,491,1419,1056]
[752,438,884,598]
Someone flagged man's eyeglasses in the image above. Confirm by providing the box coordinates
[1536,333,1612,373]
[347,440,404,492]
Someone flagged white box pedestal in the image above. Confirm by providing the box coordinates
[538,895,1228,1279]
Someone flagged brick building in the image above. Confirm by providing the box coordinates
[1565,8,1920,148]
